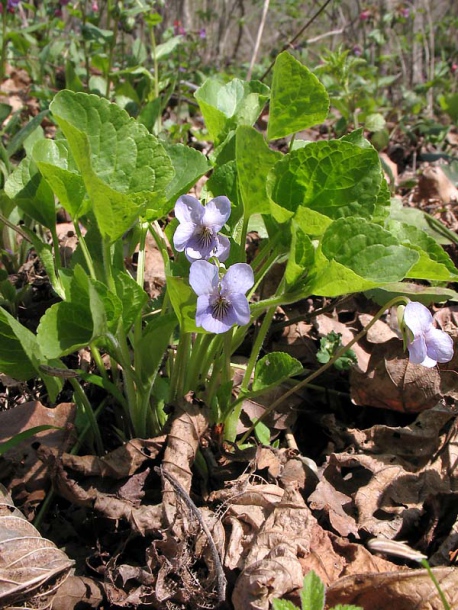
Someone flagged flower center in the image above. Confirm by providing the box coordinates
[197,225,214,249]
[211,294,230,320]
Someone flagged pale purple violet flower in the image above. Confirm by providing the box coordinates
[173,195,231,262]
[402,301,454,368]
[189,260,254,334]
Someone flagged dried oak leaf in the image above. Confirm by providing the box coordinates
[347,406,454,463]
[308,477,359,538]
[231,487,343,610]
[325,566,458,609]
[318,452,449,539]
[0,484,73,609]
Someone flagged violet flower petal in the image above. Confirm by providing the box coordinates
[403,301,454,367]
[201,196,231,230]
[189,261,253,334]
[424,327,454,363]
[174,195,204,225]
[196,296,235,333]
[221,263,254,296]
[189,260,219,296]
[213,234,230,262]
[407,334,429,366]
[229,292,251,326]
[403,301,432,335]
[173,222,198,252]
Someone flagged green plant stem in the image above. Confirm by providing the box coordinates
[80,0,91,87]
[69,377,104,454]
[240,304,277,394]
[133,221,148,372]
[240,277,286,394]
[0,212,31,243]
[50,227,63,275]
[102,238,116,292]
[250,249,280,297]
[169,332,191,402]
[224,301,278,442]
[185,333,212,390]
[421,559,451,610]
[90,341,111,389]
[73,221,97,280]
[204,338,225,413]
[239,295,409,444]
[107,328,139,435]
[223,330,233,385]
[148,221,170,268]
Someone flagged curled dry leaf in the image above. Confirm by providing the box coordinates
[325,566,458,609]
[316,451,452,540]
[0,401,76,517]
[231,487,343,610]
[347,406,454,463]
[0,484,73,609]
[308,477,359,538]
[59,437,166,478]
[161,394,209,530]
[39,445,163,536]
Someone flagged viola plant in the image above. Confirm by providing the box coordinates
[0,51,456,451]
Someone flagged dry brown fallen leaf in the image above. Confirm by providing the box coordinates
[313,435,458,542]
[347,406,454,463]
[51,576,105,610]
[0,484,73,610]
[0,401,76,517]
[161,394,210,530]
[350,338,445,412]
[325,566,458,609]
[417,165,458,203]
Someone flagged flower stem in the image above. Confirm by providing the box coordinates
[239,295,409,444]
[73,221,97,281]
[169,332,192,402]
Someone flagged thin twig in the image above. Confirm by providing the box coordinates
[247,0,270,80]
[259,0,334,81]
[155,465,227,603]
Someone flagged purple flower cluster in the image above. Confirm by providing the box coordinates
[173,195,253,334]
[400,301,454,368]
